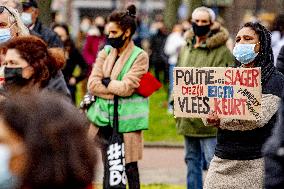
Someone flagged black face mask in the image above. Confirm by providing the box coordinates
[192,22,211,37]
[4,67,31,88]
[107,33,127,49]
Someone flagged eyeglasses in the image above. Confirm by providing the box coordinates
[0,6,14,17]
[0,6,16,27]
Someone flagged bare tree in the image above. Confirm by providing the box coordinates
[163,0,204,30]
[277,0,284,14]
[37,0,53,26]
[189,0,203,13]
[164,0,181,31]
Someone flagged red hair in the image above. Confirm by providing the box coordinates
[4,35,65,87]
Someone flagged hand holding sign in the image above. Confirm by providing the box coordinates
[206,111,220,127]
[173,67,261,120]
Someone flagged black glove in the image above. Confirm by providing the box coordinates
[102,77,111,87]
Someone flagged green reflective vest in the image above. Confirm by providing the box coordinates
[87,45,149,133]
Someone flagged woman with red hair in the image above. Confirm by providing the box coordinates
[0,35,96,189]
[1,35,65,93]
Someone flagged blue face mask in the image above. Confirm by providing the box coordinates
[21,12,33,26]
[0,144,19,189]
[0,29,11,44]
[233,43,259,64]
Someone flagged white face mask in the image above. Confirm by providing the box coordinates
[21,12,33,26]
[0,144,18,189]
[80,23,90,33]
[0,28,11,44]
[233,43,259,64]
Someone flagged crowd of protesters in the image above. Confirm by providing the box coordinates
[0,0,284,189]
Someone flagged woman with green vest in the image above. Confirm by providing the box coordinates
[87,4,149,189]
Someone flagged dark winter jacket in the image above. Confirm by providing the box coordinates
[63,42,88,83]
[276,45,284,74]
[46,71,70,96]
[263,91,284,189]
[149,30,168,68]
[31,19,63,48]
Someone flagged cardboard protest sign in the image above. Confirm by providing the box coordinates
[173,67,261,120]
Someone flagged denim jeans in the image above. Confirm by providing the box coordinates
[184,136,216,189]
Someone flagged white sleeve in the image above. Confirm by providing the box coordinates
[164,34,185,56]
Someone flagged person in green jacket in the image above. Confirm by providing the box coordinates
[87,4,149,189]
[176,6,233,189]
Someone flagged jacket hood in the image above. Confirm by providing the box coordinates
[184,22,229,49]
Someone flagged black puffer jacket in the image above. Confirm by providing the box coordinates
[46,71,70,97]
[31,19,63,48]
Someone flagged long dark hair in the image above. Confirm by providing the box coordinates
[0,91,96,189]
[108,4,137,36]
[240,22,275,84]
[51,23,75,55]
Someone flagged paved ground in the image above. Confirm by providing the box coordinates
[94,146,186,185]
[140,147,186,184]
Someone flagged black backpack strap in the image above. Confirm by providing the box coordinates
[113,95,119,133]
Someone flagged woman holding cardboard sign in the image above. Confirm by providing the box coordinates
[203,22,284,189]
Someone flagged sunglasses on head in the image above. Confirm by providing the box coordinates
[0,6,14,17]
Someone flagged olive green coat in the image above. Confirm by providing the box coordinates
[176,27,234,137]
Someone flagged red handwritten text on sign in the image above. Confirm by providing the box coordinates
[173,67,261,120]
